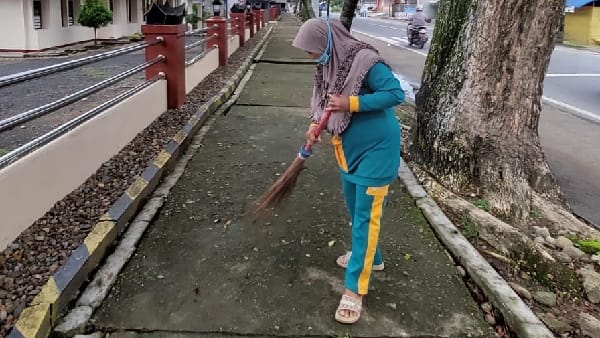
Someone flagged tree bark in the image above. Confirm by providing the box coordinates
[410,0,565,222]
[340,0,358,30]
[299,0,315,20]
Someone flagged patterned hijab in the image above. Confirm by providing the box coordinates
[292,18,385,135]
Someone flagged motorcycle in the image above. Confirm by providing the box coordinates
[407,25,428,49]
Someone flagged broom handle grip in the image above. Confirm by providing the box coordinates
[305,109,333,152]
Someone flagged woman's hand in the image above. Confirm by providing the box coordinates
[326,94,350,113]
[305,124,322,146]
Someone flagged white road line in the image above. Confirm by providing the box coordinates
[546,73,600,78]
[352,30,429,57]
[353,29,600,122]
[542,97,600,123]
[391,36,409,43]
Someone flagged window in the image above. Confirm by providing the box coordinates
[68,0,74,26]
[33,0,42,29]
[109,0,114,23]
[127,0,138,23]
[127,0,132,22]
[61,0,75,27]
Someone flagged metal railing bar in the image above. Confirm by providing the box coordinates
[0,56,165,133]
[185,31,207,37]
[185,38,208,50]
[0,37,163,89]
[0,74,165,170]
[185,26,210,36]
[186,46,217,67]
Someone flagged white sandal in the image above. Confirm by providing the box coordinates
[335,294,362,324]
[336,251,385,271]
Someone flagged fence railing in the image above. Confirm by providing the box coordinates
[0,39,163,89]
[0,9,279,293]
[0,10,274,171]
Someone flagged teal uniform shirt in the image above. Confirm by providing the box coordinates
[331,62,404,187]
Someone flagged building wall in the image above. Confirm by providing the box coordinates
[0,0,144,52]
[591,7,600,45]
[0,2,28,50]
[564,5,596,46]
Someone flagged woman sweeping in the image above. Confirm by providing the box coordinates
[292,18,405,324]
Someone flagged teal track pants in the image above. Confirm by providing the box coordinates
[341,176,389,295]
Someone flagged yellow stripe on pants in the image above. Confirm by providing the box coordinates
[357,186,387,294]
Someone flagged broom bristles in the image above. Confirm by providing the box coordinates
[251,155,306,221]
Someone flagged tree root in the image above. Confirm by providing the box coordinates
[411,164,556,262]
[532,194,600,240]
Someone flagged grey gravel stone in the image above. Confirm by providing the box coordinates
[533,291,557,307]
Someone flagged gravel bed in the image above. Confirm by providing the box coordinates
[0,28,268,337]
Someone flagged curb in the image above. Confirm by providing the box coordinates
[397,159,554,338]
[7,26,274,338]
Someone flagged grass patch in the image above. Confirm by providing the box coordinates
[473,199,490,212]
[513,247,584,296]
[0,148,8,157]
[461,214,479,240]
[529,206,543,218]
[574,239,600,255]
[395,105,415,125]
[128,32,144,42]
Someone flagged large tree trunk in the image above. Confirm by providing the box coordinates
[340,0,358,30]
[410,0,565,222]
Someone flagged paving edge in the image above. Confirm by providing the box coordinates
[397,158,554,338]
[7,26,274,338]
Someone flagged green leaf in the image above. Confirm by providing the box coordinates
[78,0,113,29]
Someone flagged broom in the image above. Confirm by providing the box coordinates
[251,109,333,220]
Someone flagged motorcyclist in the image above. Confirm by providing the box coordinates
[407,5,431,38]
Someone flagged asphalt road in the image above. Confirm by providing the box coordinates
[344,15,600,121]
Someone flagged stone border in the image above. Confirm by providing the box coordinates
[7,26,274,338]
[397,158,554,338]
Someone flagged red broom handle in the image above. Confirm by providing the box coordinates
[305,109,333,152]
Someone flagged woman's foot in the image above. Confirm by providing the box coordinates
[336,251,385,271]
[335,289,363,324]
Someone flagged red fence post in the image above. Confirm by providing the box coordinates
[141,24,186,109]
[206,16,228,66]
[231,13,246,47]
[247,11,255,38]
[253,9,261,30]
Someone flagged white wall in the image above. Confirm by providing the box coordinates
[185,48,219,94]
[0,0,144,52]
[0,1,27,50]
[228,35,239,57]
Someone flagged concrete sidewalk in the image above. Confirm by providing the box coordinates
[91,16,493,338]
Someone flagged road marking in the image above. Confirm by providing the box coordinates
[353,29,600,122]
[546,73,600,78]
[352,30,429,57]
[391,36,408,43]
[542,97,600,123]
